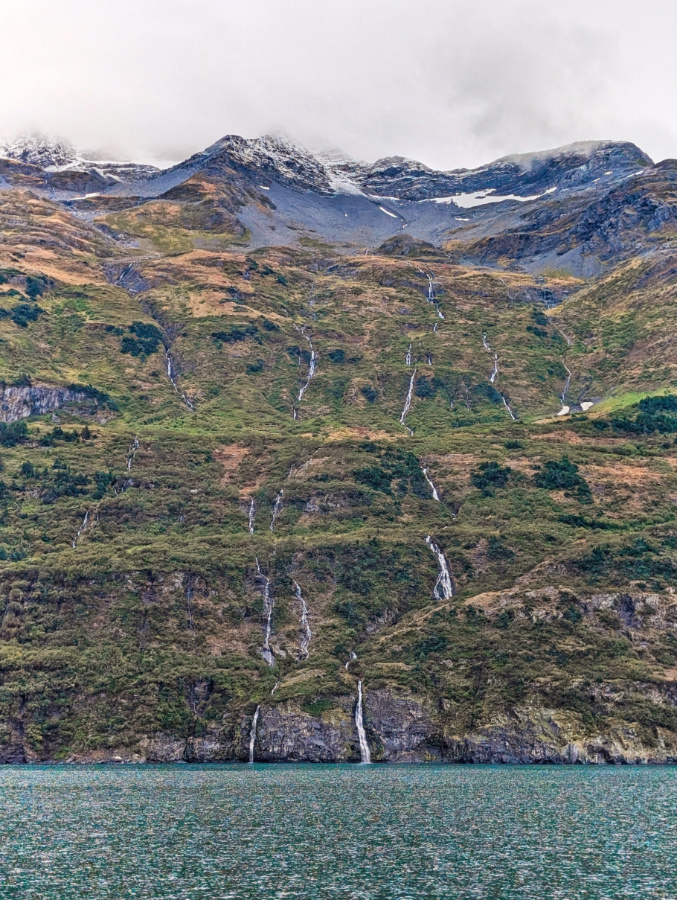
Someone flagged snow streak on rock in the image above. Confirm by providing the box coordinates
[355,681,371,764]
[165,348,194,411]
[270,490,284,532]
[400,368,416,435]
[248,499,256,535]
[255,559,275,666]
[425,535,455,600]
[249,706,260,763]
[422,467,440,501]
[294,580,312,660]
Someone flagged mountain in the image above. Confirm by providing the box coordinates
[0,132,677,764]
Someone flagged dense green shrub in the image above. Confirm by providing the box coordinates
[471,461,511,495]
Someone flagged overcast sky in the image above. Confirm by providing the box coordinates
[3,0,677,169]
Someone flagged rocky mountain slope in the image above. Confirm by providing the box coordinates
[1,132,677,763]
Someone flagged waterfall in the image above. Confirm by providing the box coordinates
[294,580,312,660]
[248,499,255,535]
[405,343,412,366]
[255,558,275,666]
[248,706,260,763]
[482,332,491,352]
[127,435,139,471]
[345,650,357,670]
[425,535,455,600]
[72,510,90,549]
[297,329,318,402]
[437,307,445,320]
[501,394,517,421]
[270,490,283,532]
[355,681,371,764]
[400,368,416,435]
[422,467,440,501]
[271,682,279,696]
[433,323,438,333]
[490,353,499,384]
[165,348,194,411]
[558,364,572,415]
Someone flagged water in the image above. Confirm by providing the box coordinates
[2,765,677,898]
[355,681,371,764]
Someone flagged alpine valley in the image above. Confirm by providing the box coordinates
[3,131,677,765]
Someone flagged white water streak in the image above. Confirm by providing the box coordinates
[400,368,416,435]
[425,535,455,600]
[558,363,572,415]
[165,348,194,411]
[249,706,260,763]
[294,580,312,660]
[297,329,318,402]
[248,499,255,535]
[405,343,412,366]
[501,394,517,420]
[355,681,371,764]
[270,490,283,532]
[255,559,275,666]
[490,353,499,384]
[127,435,139,471]
[422,468,440,501]
[482,332,491,352]
[72,510,90,549]
[345,650,357,670]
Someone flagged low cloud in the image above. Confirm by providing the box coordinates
[2,0,676,168]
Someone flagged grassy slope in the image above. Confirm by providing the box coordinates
[1,188,677,759]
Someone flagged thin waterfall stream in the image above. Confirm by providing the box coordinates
[165,347,194,411]
[248,499,256,535]
[400,368,416,435]
[255,559,275,666]
[355,681,371,764]
[294,580,312,660]
[557,364,572,416]
[72,510,90,549]
[126,435,140,471]
[422,467,440,501]
[425,535,455,599]
[248,706,260,763]
[270,490,284,532]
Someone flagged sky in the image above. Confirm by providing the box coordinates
[3,0,677,170]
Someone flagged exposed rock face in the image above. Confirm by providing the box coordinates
[0,384,93,423]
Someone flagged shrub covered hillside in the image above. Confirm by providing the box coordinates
[3,169,677,764]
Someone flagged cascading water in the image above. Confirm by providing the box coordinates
[400,368,416,435]
[482,332,491,352]
[255,558,275,666]
[248,499,255,535]
[127,435,140,471]
[165,348,194,411]
[72,510,90,549]
[249,706,260,763]
[345,650,357,670]
[405,343,412,366]
[297,329,318,402]
[294,580,312,660]
[557,364,572,416]
[270,490,283,532]
[355,681,371,764]
[501,394,517,420]
[425,535,455,600]
[490,353,499,384]
[422,467,440,501]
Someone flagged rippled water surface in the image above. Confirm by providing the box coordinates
[1,765,677,898]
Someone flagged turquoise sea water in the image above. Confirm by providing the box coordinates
[1,765,676,899]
